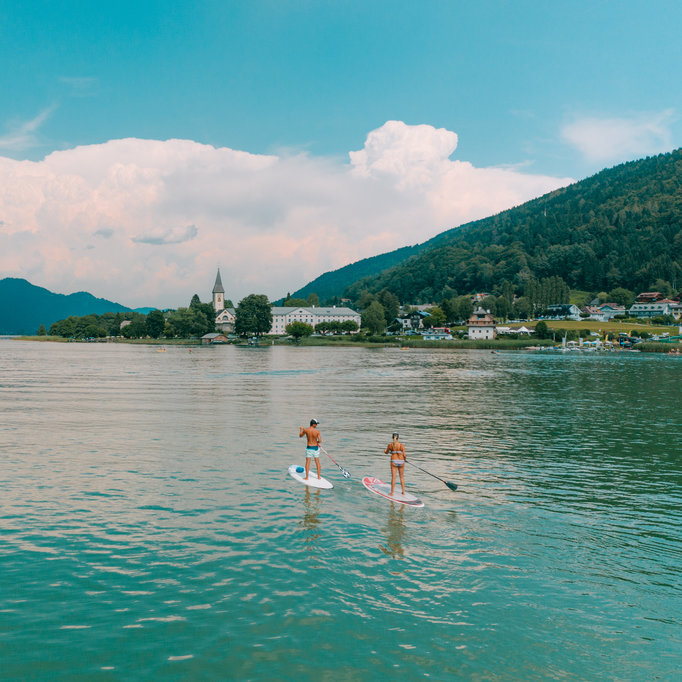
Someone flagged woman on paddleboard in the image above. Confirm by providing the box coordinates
[385,432,406,496]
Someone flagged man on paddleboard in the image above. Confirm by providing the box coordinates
[385,432,406,496]
[299,419,322,481]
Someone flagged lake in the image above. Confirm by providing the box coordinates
[0,340,680,680]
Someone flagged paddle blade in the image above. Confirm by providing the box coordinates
[445,481,458,491]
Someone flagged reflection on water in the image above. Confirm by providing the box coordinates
[0,340,680,680]
[299,487,322,551]
[380,503,406,560]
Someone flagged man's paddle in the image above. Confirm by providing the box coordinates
[320,447,351,478]
[406,459,458,491]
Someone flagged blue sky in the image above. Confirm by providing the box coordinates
[1,1,681,306]
[3,0,680,175]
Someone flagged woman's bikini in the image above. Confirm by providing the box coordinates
[389,444,405,467]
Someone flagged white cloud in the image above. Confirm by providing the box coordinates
[0,106,56,152]
[562,110,675,164]
[0,123,573,308]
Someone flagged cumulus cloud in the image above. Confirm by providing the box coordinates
[562,110,675,164]
[0,123,574,308]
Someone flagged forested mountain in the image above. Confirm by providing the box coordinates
[320,149,682,304]
[288,243,427,302]
[0,278,133,334]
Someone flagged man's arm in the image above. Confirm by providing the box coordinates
[299,426,306,438]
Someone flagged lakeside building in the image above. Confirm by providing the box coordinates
[584,303,627,321]
[270,306,361,335]
[422,328,453,341]
[635,292,664,303]
[467,308,496,340]
[202,332,229,344]
[395,309,431,331]
[209,269,360,334]
[545,303,582,320]
[628,301,676,319]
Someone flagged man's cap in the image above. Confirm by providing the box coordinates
[310,418,319,425]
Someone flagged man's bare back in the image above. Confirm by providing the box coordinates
[299,425,321,446]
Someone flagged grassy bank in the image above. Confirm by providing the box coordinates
[274,335,554,349]
[507,320,678,336]
[635,342,682,353]
[16,336,199,345]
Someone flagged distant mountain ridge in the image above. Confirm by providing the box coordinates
[288,228,462,302]
[0,278,134,334]
[295,149,682,303]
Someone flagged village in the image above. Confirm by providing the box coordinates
[202,270,682,348]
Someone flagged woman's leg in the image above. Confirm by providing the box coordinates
[398,466,406,494]
[390,464,396,495]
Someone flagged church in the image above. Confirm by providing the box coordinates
[209,268,361,335]
[212,269,236,333]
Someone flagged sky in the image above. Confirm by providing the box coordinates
[1,0,681,308]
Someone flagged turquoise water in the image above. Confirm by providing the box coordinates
[0,341,680,680]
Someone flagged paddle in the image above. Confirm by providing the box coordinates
[320,447,351,478]
[405,459,458,491]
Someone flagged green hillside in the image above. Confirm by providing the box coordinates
[0,278,133,334]
[304,149,682,304]
[288,243,425,302]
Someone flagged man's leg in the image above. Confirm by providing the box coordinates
[304,456,310,480]
[315,455,321,479]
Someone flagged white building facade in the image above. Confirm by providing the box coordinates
[270,306,361,335]
[467,308,497,340]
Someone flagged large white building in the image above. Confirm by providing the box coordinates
[467,308,496,340]
[209,269,361,335]
[270,306,361,335]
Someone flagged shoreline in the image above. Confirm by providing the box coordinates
[12,335,679,353]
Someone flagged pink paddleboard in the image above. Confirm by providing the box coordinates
[361,476,424,507]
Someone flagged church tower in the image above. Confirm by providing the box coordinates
[212,268,225,312]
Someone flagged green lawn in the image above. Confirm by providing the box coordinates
[506,319,679,336]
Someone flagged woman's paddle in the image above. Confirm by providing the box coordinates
[320,447,351,478]
[406,459,458,491]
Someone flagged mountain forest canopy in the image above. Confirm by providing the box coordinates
[342,149,682,304]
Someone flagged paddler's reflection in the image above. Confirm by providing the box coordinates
[300,487,322,549]
[380,502,406,559]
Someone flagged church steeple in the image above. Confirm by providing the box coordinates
[212,268,225,312]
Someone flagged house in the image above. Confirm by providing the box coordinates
[635,292,664,303]
[269,306,361,335]
[467,308,496,340]
[661,300,682,320]
[628,301,674,318]
[422,327,453,340]
[545,303,581,320]
[585,303,627,321]
[201,333,229,344]
[471,293,491,303]
[396,309,431,331]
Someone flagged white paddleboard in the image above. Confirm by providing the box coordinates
[362,476,424,507]
[288,464,334,489]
